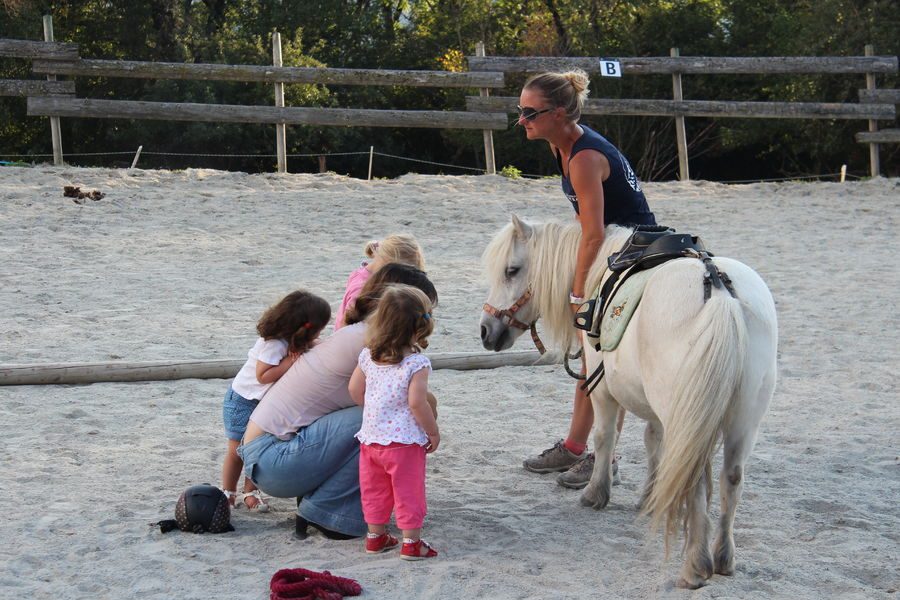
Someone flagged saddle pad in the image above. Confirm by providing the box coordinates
[599,267,658,352]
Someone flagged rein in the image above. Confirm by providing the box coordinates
[483,288,546,355]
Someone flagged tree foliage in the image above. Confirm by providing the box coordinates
[1,0,897,177]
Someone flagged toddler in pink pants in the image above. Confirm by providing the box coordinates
[349,284,440,560]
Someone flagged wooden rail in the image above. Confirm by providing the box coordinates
[467,55,900,75]
[32,58,505,88]
[0,350,555,385]
[0,38,78,60]
[858,89,900,104]
[855,85,899,147]
[0,79,74,97]
[855,129,900,143]
[27,96,509,129]
[467,96,896,120]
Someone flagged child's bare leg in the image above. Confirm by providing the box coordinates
[368,524,387,535]
[401,527,421,542]
[222,439,243,505]
[242,476,262,508]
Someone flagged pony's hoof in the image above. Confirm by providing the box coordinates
[714,554,735,576]
[676,576,707,590]
[714,538,735,575]
[579,485,609,510]
[715,564,735,577]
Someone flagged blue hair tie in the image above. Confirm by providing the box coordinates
[422,312,431,320]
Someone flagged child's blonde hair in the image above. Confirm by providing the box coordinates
[364,234,425,271]
[366,284,434,364]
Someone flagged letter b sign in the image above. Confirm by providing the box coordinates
[599,59,622,78]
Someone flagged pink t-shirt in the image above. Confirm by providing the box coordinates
[355,348,432,446]
[334,264,371,331]
[249,322,367,440]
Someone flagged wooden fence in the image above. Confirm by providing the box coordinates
[1,24,508,173]
[466,51,899,179]
[2,20,898,178]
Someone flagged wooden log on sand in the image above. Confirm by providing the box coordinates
[0,350,559,386]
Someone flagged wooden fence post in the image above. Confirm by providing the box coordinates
[272,31,287,173]
[865,44,880,177]
[42,15,64,166]
[476,42,496,175]
[130,145,142,169]
[671,48,689,181]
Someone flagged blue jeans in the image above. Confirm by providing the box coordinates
[237,406,366,536]
[222,387,258,441]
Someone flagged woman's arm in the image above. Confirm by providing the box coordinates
[348,366,367,406]
[568,150,610,303]
[408,369,439,453]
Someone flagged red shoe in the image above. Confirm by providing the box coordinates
[365,533,399,554]
[400,539,438,561]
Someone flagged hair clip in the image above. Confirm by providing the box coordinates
[303,322,312,329]
[422,313,431,320]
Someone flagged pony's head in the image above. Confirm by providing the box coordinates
[480,215,540,351]
[481,214,634,353]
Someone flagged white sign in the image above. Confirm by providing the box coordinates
[599,59,622,78]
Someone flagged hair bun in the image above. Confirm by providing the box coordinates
[363,240,380,258]
[563,69,589,94]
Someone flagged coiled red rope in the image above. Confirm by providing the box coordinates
[269,568,362,600]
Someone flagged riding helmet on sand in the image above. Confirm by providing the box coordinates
[156,484,234,534]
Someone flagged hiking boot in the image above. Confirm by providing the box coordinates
[556,453,622,489]
[523,440,585,474]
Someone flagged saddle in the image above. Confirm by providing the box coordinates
[571,225,735,396]
[574,225,708,345]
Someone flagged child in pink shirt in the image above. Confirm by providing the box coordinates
[334,234,426,330]
[348,284,439,560]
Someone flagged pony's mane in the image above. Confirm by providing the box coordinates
[530,221,634,351]
[482,221,519,291]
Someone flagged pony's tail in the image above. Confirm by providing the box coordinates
[642,290,747,553]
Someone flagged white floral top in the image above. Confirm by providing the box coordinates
[355,348,432,446]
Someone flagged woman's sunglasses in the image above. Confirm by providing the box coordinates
[516,104,553,122]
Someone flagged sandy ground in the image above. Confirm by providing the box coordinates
[0,166,897,599]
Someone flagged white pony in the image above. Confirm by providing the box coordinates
[480,215,777,588]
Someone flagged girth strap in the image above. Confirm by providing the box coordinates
[580,361,606,395]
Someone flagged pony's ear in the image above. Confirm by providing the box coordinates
[511,214,533,240]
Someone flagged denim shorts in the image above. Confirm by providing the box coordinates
[223,387,258,441]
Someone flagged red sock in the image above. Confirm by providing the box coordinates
[563,439,586,455]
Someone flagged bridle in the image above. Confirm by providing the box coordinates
[482,288,546,354]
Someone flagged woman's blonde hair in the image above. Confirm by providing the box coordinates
[523,69,590,122]
[366,284,434,364]
[363,233,425,271]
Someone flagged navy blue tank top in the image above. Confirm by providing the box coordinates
[557,125,656,226]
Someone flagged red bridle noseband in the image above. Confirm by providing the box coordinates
[482,288,546,354]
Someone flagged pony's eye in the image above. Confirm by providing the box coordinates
[505,266,520,278]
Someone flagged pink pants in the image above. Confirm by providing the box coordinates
[359,442,427,530]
